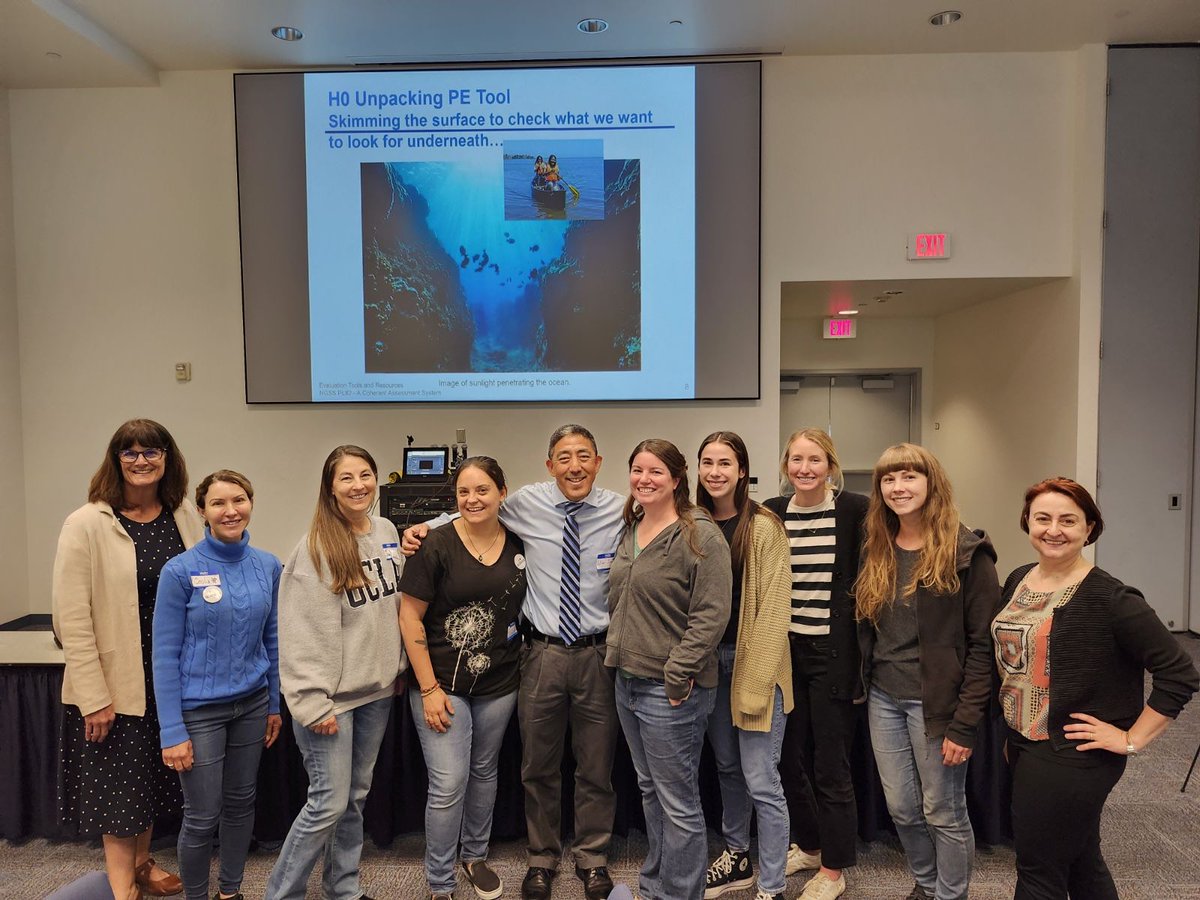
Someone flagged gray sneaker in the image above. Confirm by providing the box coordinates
[905,884,933,900]
[463,860,503,900]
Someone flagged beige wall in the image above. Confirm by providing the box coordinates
[932,278,1079,570]
[0,90,30,623]
[780,315,937,444]
[8,50,1096,612]
[762,52,1074,283]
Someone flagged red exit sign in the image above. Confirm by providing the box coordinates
[907,232,952,260]
[822,317,857,340]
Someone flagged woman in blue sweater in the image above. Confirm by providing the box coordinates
[152,469,283,900]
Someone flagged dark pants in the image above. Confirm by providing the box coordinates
[780,635,859,870]
[1009,732,1126,900]
[518,638,618,869]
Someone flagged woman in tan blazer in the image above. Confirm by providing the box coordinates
[53,419,204,900]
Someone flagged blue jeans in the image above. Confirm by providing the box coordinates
[706,645,789,895]
[868,688,973,900]
[616,674,715,900]
[265,696,392,900]
[177,688,268,900]
[410,688,518,894]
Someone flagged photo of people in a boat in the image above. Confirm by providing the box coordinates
[503,139,605,221]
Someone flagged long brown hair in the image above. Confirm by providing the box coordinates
[624,438,705,556]
[696,431,778,573]
[307,445,378,594]
[855,443,961,624]
[87,418,188,511]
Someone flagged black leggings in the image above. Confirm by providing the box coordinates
[1009,732,1126,900]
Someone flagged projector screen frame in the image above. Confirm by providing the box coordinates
[234,58,762,405]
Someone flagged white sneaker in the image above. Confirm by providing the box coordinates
[798,871,846,900]
[785,844,822,876]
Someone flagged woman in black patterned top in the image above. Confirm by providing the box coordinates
[993,477,1198,899]
[399,456,527,900]
[763,428,867,900]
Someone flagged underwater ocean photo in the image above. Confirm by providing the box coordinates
[360,157,642,374]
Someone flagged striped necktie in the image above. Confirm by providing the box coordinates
[558,501,585,644]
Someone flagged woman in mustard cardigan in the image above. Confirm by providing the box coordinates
[53,418,205,900]
[696,431,794,900]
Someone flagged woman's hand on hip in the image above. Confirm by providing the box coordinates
[264,714,283,748]
[162,740,194,772]
[1064,712,1126,753]
[941,737,972,767]
[83,704,115,743]
[310,715,339,736]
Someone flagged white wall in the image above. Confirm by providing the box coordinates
[0,89,30,623]
[10,51,1088,612]
[932,278,1078,569]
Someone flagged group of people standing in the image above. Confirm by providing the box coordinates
[52,417,1197,900]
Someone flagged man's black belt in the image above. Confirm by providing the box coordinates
[525,625,608,647]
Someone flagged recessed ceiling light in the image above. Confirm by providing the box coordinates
[837,309,860,316]
[577,18,609,34]
[929,11,962,26]
[271,25,303,42]
[669,19,684,26]
[884,289,905,296]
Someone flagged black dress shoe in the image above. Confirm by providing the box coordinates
[522,866,554,900]
[576,866,614,900]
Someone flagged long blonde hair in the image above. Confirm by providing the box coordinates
[308,445,377,594]
[855,443,961,624]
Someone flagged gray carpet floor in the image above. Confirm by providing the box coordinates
[6,636,1200,899]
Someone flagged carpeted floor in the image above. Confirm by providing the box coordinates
[6,636,1200,899]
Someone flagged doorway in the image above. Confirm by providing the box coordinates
[778,372,920,496]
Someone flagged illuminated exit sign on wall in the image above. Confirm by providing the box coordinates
[907,232,952,260]
[822,317,858,340]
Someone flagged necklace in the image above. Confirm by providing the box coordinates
[462,524,502,561]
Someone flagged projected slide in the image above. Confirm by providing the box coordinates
[303,67,695,402]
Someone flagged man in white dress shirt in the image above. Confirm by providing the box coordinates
[404,425,624,900]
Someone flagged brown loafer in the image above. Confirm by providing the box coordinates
[134,858,183,897]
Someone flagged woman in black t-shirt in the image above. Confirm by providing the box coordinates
[399,456,526,900]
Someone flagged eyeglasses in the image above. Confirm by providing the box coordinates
[117,448,165,463]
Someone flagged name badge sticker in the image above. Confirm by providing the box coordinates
[202,585,223,604]
[190,573,221,588]
[596,553,615,571]
[382,542,399,561]
[507,621,520,642]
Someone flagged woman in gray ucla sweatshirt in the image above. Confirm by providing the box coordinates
[265,446,407,900]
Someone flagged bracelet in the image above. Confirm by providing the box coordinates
[420,683,442,698]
